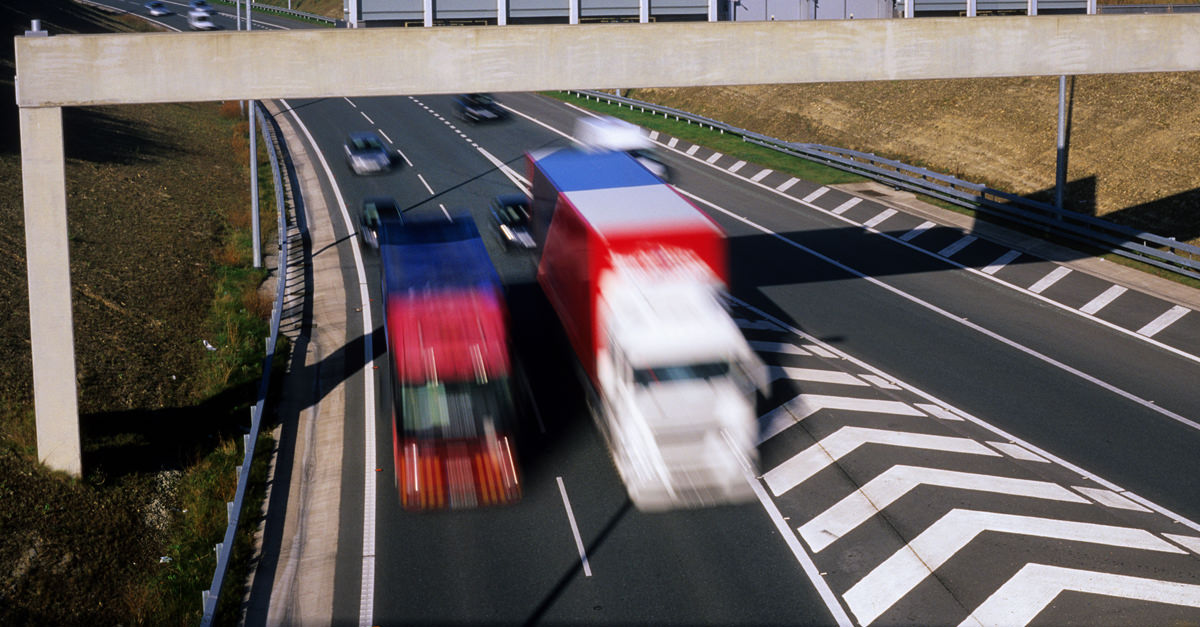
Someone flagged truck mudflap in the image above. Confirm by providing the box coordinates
[394,435,521,511]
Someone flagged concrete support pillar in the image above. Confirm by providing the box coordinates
[20,106,82,478]
[1028,0,1037,15]
[1087,0,1095,13]
[498,0,508,25]
[570,0,579,24]
[967,0,977,16]
[708,0,716,21]
[425,0,434,27]
[640,0,649,22]
[904,0,913,18]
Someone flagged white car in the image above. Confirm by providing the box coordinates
[188,10,217,30]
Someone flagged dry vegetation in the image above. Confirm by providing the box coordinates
[2,1,276,623]
[632,71,1200,246]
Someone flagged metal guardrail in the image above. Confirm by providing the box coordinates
[199,100,291,626]
[1098,3,1200,13]
[212,0,339,25]
[568,90,1200,281]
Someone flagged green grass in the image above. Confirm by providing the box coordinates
[547,91,867,186]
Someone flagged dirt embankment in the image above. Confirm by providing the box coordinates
[633,72,1200,246]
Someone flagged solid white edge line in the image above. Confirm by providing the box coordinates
[476,146,531,195]
[677,186,1200,433]
[648,130,1200,366]
[738,443,854,627]
[280,99,377,627]
[556,477,592,577]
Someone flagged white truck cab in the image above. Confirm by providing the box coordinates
[595,251,765,510]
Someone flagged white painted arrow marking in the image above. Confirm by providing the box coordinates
[960,563,1200,627]
[844,509,1186,626]
[763,427,999,496]
[799,466,1088,552]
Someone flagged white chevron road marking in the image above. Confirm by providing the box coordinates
[767,366,867,386]
[748,340,810,356]
[960,563,1200,627]
[843,509,1186,626]
[764,427,999,497]
[759,395,926,443]
[799,466,1088,552]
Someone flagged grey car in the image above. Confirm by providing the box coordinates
[344,132,395,175]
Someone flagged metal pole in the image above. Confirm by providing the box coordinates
[250,102,261,268]
[248,3,261,267]
[1055,74,1067,210]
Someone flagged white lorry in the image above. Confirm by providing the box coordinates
[527,147,765,510]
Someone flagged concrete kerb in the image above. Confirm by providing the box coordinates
[834,181,1200,312]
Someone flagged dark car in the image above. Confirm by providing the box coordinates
[454,94,506,124]
[344,132,395,175]
[489,194,535,250]
[359,197,400,250]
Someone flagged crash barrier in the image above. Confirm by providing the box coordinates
[199,100,291,626]
[213,0,338,25]
[567,90,1200,281]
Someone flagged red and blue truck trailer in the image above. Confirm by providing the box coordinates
[377,209,521,510]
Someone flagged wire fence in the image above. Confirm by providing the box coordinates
[199,100,291,626]
[567,89,1200,281]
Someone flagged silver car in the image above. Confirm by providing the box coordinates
[344,132,395,175]
[145,1,170,16]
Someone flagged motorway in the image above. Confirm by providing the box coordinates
[84,3,1200,624]
[264,89,1200,625]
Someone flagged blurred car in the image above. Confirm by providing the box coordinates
[145,1,170,16]
[489,194,535,250]
[187,11,217,30]
[344,132,395,175]
[454,94,506,124]
[359,197,400,250]
[189,0,212,13]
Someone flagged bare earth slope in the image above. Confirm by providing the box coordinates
[634,72,1200,245]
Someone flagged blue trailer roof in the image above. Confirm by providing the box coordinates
[378,214,501,293]
[532,149,661,192]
